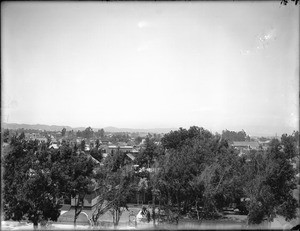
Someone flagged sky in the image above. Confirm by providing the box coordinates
[2,1,299,136]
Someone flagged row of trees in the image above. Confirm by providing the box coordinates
[134,127,299,224]
[3,126,299,228]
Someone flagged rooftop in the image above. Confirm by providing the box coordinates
[232,141,260,149]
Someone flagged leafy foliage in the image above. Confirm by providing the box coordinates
[242,136,298,224]
[3,134,96,227]
[92,149,134,226]
[3,135,61,227]
[281,0,299,5]
[4,126,298,228]
[222,129,250,143]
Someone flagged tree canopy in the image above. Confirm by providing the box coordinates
[3,134,96,228]
[3,126,298,228]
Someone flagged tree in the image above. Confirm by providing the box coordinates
[76,130,82,137]
[161,127,189,150]
[135,136,143,145]
[158,126,243,221]
[4,134,97,228]
[281,0,299,5]
[222,129,249,143]
[281,133,297,159]
[80,140,86,151]
[92,149,134,227]
[59,146,96,225]
[96,129,105,139]
[95,139,100,149]
[3,129,10,142]
[242,138,298,224]
[51,144,96,225]
[61,128,66,137]
[71,174,95,225]
[3,136,61,229]
[135,137,159,168]
[83,127,94,139]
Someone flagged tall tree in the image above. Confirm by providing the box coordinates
[58,145,96,225]
[61,128,66,137]
[135,137,159,168]
[80,140,86,151]
[4,134,97,228]
[3,129,10,142]
[242,138,298,224]
[158,126,243,221]
[92,149,133,227]
[83,127,94,139]
[3,136,61,229]
[222,129,249,143]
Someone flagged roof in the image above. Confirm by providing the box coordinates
[232,141,260,149]
[120,146,133,149]
[88,155,100,164]
[108,145,133,149]
[126,153,136,161]
[49,143,59,149]
[108,145,118,149]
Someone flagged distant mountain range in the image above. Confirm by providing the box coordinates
[2,122,176,134]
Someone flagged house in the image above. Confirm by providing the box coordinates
[70,186,102,208]
[131,148,139,154]
[85,144,90,152]
[259,140,271,150]
[232,141,260,156]
[101,139,110,145]
[232,141,260,149]
[25,133,47,142]
[126,153,136,161]
[117,142,127,147]
[49,143,59,149]
[120,145,134,153]
[87,153,102,167]
[107,145,134,154]
[126,140,136,146]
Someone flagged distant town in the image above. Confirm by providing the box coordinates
[2,122,289,158]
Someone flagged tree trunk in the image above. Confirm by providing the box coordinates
[158,200,161,224]
[93,199,114,226]
[196,200,200,220]
[152,195,156,227]
[74,194,85,226]
[115,209,119,226]
[113,207,122,227]
[176,193,180,225]
[112,209,116,228]
[167,190,172,223]
[33,221,38,230]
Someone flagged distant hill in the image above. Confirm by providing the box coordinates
[2,123,176,134]
[102,126,177,134]
[2,123,73,131]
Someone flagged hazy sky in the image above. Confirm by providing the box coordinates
[2,2,299,136]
